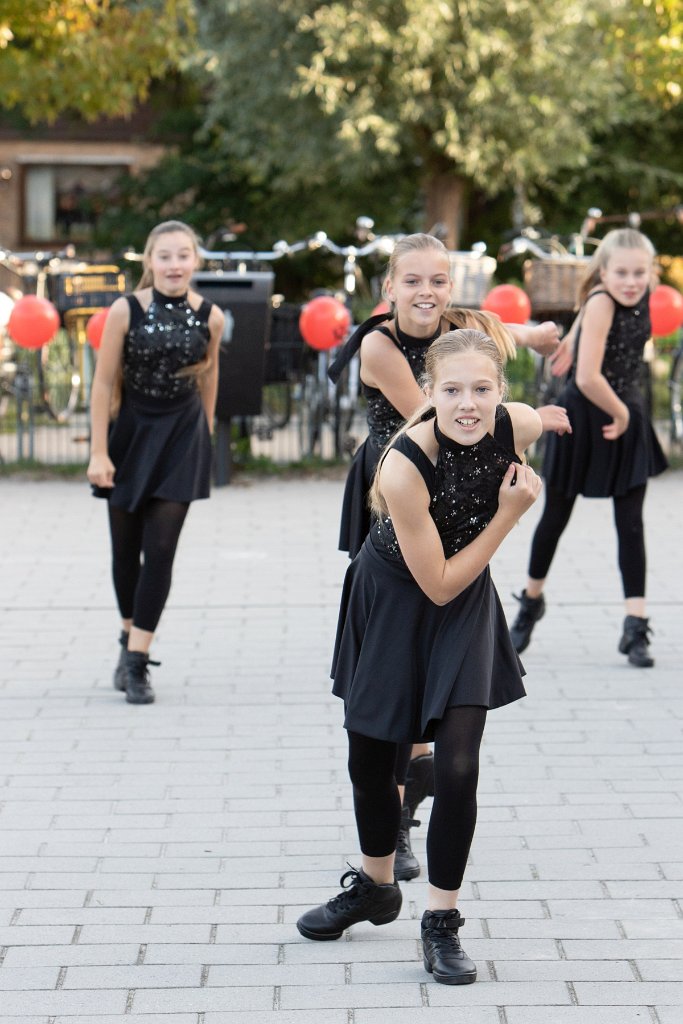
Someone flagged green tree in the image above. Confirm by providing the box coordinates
[198,0,638,247]
[0,0,195,122]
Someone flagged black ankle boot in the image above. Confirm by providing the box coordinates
[404,752,435,819]
[394,805,421,882]
[422,909,477,985]
[113,631,129,692]
[125,651,159,705]
[296,866,402,941]
[618,615,654,668]
[509,590,546,653]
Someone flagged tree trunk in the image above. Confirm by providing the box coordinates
[423,171,469,250]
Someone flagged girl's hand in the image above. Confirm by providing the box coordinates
[498,462,542,520]
[536,404,572,435]
[549,334,575,376]
[87,453,116,488]
[602,405,630,441]
[527,321,560,357]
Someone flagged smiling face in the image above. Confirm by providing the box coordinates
[147,230,200,296]
[428,351,502,445]
[385,248,452,336]
[599,246,652,307]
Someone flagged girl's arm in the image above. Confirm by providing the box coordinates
[380,449,542,606]
[359,329,425,419]
[508,321,560,357]
[504,402,543,455]
[198,304,224,434]
[574,293,630,440]
[86,297,129,488]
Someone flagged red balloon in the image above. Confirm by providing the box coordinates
[649,284,683,337]
[86,308,109,350]
[299,295,351,350]
[481,284,531,324]
[371,300,391,317]
[7,295,60,349]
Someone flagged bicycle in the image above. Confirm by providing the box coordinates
[0,246,127,422]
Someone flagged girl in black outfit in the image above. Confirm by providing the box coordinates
[297,329,542,985]
[509,228,667,666]
[87,221,224,704]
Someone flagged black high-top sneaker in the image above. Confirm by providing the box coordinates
[509,590,546,653]
[422,908,477,985]
[113,631,129,692]
[394,805,421,882]
[618,615,654,667]
[124,651,159,705]
[296,866,402,941]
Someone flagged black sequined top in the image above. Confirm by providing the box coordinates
[364,322,439,447]
[372,408,520,563]
[123,288,212,400]
[572,289,650,402]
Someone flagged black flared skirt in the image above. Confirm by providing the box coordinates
[544,381,668,498]
[338,436,383,557]
[92,388,212,512]
[331,537,526,743]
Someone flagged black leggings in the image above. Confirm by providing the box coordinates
[528,484,647,598]
[107,499,189,633]
[347,706,487,891]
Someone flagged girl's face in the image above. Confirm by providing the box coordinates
[147,230,199,295]
[385,249,452,335]
[599,246,651,307]
[428,351,502,445]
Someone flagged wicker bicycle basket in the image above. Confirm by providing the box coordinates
[48,265,127,314]
[523,257,589,316]
[448,252,497,308]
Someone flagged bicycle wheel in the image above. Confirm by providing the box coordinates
[250,381,293,441]
[35,327,80,422]
[670,347,683,447]
[298,373,325,458]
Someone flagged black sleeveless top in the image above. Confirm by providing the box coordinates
[363,322,440,447]
[123,288,212,401]
[572,289,650,402]
[371,407,520,563]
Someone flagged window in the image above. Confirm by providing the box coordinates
[23,163,127,244]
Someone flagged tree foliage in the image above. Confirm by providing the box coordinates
[0,0,195,122]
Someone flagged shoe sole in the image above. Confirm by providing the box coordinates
[394,863,420,881]
[297,903,401,941]
[511,605,545,654]
[618,639,654,667]
[423,958,477,985]
[114,674,126,692]
[125,694,155,704]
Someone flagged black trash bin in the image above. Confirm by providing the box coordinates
[192,270,274,484]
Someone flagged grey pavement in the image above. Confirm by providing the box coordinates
[0,467,682,1024]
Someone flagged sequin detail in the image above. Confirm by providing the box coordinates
[374,412,520,562]
[123,288,210,400]
[575,290,650,401]
[364,323,437,446]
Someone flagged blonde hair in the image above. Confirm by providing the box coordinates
[137,220,202,289]
[369,329,508,517]
[578,228,656,305]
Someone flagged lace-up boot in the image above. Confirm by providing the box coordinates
[509,590,546,653]
[296,866,402,941]
[422,908,477,984]
[404,752,435,818]
[394,806,421,881]
[125,651,159,705]
[618,615,654,667]
[113,631,129,692]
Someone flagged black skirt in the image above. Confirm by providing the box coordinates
[338,435,383,557]
[544,381,668,498]
[331,537,526,743]
[92,388,212,512]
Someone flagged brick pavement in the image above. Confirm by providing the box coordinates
[0,469,682,1023]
